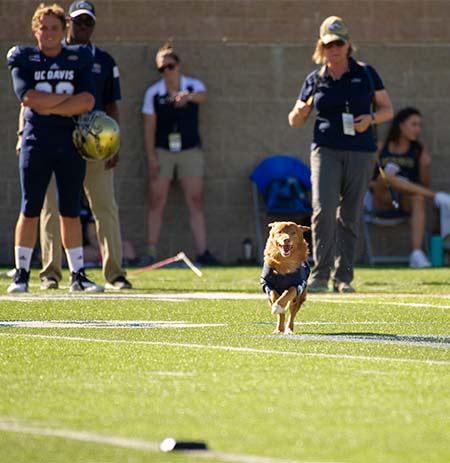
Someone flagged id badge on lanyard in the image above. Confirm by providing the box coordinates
[168,132,182,152]
[342,101,355,136]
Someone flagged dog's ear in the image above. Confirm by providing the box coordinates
[268,222,277,229]
[298,225,311,233]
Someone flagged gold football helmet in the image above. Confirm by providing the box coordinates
[73,111,120,161]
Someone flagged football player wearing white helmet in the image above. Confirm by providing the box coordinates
[38,0,132,291]
[7,3,103,293]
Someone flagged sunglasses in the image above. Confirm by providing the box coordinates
[323,39,346,49]
[158,63,177,73]
[72,17,95,27]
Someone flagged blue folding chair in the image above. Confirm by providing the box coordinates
[250,155,312,264]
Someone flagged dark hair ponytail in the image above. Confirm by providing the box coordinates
[384,107,423,158]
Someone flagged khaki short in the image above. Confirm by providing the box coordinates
[157,147,205,179]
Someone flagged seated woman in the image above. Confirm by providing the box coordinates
[370,107,450,268]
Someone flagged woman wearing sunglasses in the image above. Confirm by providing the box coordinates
[288,16,393,293]
[141,43,220,266]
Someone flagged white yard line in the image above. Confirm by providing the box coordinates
[0,294,191,302]
[0,419,339,463]
[0,319,441,329]
[0,420,159,451]
[0,292,266,301]
[0,320,225,329]
[292,321,439,325]
[1,292,450,309]
[1,333,448,366]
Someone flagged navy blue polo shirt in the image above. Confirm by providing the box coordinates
[299,58,384,152]
[142,75,206,151]
[84,43,121,110]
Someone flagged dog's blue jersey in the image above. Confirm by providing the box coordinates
[261,261,310,296]
[7,44,94,128]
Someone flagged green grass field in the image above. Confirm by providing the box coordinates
[0,266,449,463]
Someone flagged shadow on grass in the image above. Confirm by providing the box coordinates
[423,281,450,286]
[363,281,397,286]
[134,287,260,293]
[364,281,449,287]
[301,332,450,347]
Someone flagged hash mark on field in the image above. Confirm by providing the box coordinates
[147,371,196,377]
[0,418,338,463]
[1,333,449,365]
[357,370,394,376]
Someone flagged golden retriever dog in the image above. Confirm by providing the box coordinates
[260,221,310,334]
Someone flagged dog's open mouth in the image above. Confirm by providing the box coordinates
[278,243,293,257]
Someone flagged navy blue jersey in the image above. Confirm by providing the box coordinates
[377,142,421,183]
[261,262,310,296]
[7,44,95,128]
[299,58,384,152]
[76,43,121,110]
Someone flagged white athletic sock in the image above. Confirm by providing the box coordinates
[15,246,33,271]
[65,247,84,273]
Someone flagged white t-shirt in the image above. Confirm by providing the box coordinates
[141,75,206,115]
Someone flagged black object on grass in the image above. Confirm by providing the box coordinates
[160,437,208,452]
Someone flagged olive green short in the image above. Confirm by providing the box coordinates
[157,147,205,179]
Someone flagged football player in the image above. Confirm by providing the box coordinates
[7,2,103,293]
[39,0,132,290]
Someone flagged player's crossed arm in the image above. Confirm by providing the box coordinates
[22,89,94,116]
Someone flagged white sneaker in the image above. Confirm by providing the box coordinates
[434,192,450,208]
[70,269,104,292]
[7,268,30,293]
[409,250,431,269]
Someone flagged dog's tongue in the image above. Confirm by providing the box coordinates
[281,244,292,256]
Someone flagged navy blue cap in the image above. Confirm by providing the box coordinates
[69,1,96,20]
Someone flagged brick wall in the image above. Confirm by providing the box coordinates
[1,1,450,264]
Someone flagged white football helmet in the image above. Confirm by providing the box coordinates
[73,110,120,161]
